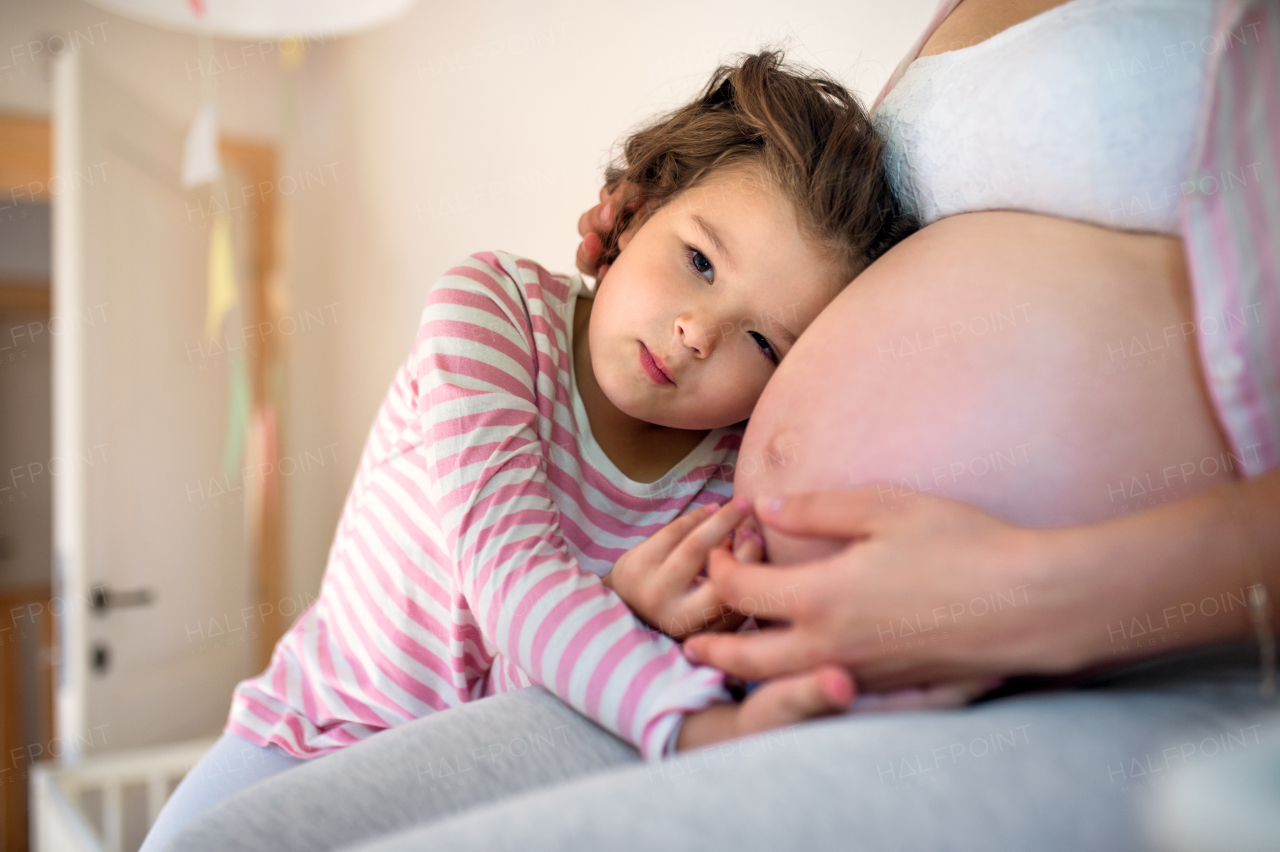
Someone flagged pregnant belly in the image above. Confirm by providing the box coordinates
[736,212,1235,564]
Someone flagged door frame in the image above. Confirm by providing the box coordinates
[0,113,55,852]
[2,101,285,760]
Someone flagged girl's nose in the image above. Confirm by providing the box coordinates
[675,315,715,359]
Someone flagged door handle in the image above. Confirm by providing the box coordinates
[89,584,155,614]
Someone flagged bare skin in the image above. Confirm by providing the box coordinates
[700,212,1269,688]
[918,0,1074,57]
[734,213,1234,567]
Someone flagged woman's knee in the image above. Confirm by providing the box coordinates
[168,688,642,852]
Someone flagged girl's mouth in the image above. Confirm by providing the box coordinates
[639,343,674,385]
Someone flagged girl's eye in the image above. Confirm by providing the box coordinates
[748,331,779,366]
[687,247,715,283]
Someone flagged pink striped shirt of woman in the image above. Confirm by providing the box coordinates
[225,53,913,761]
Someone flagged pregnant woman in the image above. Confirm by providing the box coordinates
[170,1,1279,850]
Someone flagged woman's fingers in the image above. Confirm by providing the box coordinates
[848,677,1001,714]
[577,196,614,239]
[575,231,603,277]
[575,190,621,276]
[704,548,807,621]
[683,623,819,680]
[755,486,908,538]
[851,660,1003,694]
[578,183,639,239]
[576,183,643,277]
[606,181,642,212]
[735,665,855,737]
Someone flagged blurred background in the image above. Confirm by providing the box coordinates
[0,0,933,849]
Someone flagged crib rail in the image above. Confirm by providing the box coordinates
[32,738,216,852]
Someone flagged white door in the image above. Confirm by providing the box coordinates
[52,50,255,757]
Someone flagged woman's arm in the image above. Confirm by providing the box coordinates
[681,470,1279,692]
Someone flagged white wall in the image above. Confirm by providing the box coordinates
[0,0,338,608]
[1,0,935,604]
[302,0,935,596]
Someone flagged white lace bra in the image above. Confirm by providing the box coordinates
[873,0,1219,235]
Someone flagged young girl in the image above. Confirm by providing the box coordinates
[223,50,912,764]
[140,49,913,852]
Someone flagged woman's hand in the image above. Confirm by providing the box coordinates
[575,182,643,281]
[682,486,1098,693]
[676,665,854,752]
[603,499,756,639]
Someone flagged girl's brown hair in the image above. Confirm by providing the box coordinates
[600,50,916,280]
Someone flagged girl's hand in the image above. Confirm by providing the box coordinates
[603,499,754,639]
[675,665,854,751]
[731,514,766,563]
[682,487,1093,693]
[575,182,643,280]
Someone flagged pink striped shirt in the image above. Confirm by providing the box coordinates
[874,0,1280,478]
[226,252,737,761]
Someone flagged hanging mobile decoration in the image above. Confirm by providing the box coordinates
[86,0,416,662]
[178,31,249,483]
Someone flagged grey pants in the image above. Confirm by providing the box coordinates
[170,647,1279,851]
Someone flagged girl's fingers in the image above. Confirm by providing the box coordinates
[732,526,764,563]
[733,515,761,538]
[644,504,719,557]
[703,536,731,578]
[659,580,742,638]
[663,499,752,589]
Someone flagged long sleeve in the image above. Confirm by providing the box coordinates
[1180,0,1280,478]
[416,253,731,760]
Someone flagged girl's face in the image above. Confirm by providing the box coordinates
[589,166,850,430]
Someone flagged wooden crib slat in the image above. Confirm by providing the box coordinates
[146,774,169,827]
[101,781,121,852]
